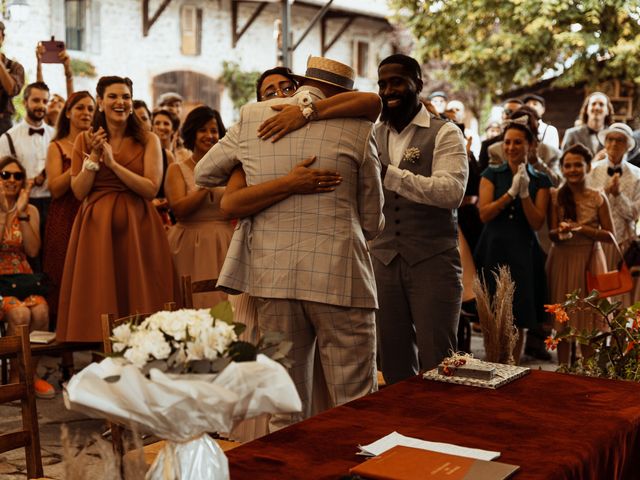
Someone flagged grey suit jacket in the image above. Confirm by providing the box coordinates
[562,125,601,155]
[195,87,385,309]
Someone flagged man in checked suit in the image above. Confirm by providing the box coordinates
[372,54,468,384]
[194,56,384,429]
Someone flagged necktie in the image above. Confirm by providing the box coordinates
[607,166,623,177]
[28,128,44,136]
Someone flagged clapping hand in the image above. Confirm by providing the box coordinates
[258,104,307,143]
[507,166,522,199]
[0,183,9,213]
[607,173,621,196]
[16,180,33,214]
[86,127,107,158]
[101,142,116,169]
[518,164,530,198]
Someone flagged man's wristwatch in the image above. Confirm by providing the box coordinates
[17,214,30,222]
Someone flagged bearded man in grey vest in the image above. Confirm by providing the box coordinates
[372,54,468,384]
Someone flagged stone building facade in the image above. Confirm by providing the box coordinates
[3,0,394,121]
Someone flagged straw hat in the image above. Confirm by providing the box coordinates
[293,56,355,91]
[597,122,636,152]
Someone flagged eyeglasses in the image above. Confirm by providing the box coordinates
[0,171,25,181]
[262,84,296,100]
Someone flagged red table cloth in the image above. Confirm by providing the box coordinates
[227,370,640,479]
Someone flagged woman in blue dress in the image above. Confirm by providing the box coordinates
[474,121,551,363]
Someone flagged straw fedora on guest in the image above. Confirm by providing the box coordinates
[597,122,636,152]
[293,56,355,91]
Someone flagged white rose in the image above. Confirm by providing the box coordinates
[145,330,172,360]
[298,92,313,107]
[111,323,132,350]
[124,346,149,369]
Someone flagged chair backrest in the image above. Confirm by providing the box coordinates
[0,326,43,478]
[181,275,221,309]
[100,302,176,458]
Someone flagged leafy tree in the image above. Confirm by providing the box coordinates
[390,0,640,95]
[220,61,261,112]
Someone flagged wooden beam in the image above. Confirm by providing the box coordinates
[232,1,269,48]
[321,15,355,56]
[142,0,173,37]
[291,0,334,53]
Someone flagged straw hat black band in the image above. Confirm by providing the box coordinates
[305,68,354,90]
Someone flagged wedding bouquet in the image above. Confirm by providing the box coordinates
[65,303,301,480]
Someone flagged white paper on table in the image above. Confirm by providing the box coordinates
[357,431,500,461]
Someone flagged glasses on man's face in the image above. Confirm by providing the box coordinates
[262,84,296,100]
[0,171,24,181]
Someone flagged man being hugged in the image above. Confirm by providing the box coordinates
[372,54,468,384]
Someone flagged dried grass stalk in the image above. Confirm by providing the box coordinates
[473,266,519,364]
[60,423,148,480]
[62,426,120,480]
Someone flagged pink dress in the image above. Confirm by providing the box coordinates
[546,188,608,331]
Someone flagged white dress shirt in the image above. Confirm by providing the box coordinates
[587,158,640,243]
[538,119,560,150]
[0,120,53,198]
[383,105,467,209]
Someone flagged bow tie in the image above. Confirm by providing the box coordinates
[607,166,623,177]
[28,128,44,136]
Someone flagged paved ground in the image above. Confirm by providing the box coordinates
[0,332,558,479]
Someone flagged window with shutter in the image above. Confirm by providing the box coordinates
[353,40,370,78]
[181,5,202,56]
[65,0,87,51]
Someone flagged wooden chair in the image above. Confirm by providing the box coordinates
[181,275,222,309]
[100,302,176,458]
[0,321,102,385]
[0,325,43,478]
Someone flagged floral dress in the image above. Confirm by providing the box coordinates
[0,214,47,313]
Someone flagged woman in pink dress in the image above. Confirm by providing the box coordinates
[547,143,614,365]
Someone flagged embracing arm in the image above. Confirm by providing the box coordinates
[258,92,381,142]
[220,157,341,218]
[164,162,209,220]
[106,133,163,199]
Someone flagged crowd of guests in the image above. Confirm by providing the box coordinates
[1,22,639,440]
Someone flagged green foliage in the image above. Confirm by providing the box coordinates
[70,58,97,78]
[220,61,261,112]
[390,0,640,94]
[547,290,640,381]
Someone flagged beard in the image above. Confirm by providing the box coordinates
[26,107,46,123]
[380,92,418,124]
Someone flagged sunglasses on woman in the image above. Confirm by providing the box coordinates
[0,171,25,181]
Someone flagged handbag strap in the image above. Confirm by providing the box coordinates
[586,230,625,271]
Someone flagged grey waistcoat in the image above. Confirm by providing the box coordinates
[370,118,458,266]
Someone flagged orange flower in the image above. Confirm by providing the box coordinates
[545,304,569,323]
[624,341,638,355]
[544,336,560,351]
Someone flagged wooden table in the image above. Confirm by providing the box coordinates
[226,370,640,479]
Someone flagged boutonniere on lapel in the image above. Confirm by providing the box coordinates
[401,147,421,164]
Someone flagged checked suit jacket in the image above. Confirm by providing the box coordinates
[194,86,385,309]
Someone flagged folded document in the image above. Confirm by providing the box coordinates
[357,431,500,461]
